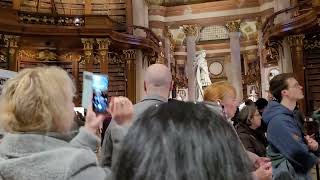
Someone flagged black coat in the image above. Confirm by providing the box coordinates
[236,123,267,157]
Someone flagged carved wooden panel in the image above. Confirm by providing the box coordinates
[305,47,320,114]
[16,49,127,106]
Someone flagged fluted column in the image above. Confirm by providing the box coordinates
[133,0,148,101]
[4,35,19,71]
[182,25,198,101]
[164,26,172,69]
[96,38,111,74]
[287,34,306,113]
[124,50,136,103]
[226,20,243,101]
[81,38,94,71]
[256,20,268,99]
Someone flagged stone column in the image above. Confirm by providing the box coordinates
[133,0,149,101]
[182,25,198,101]
[287,34,306,114]
[164,26,172,69]
[256,20,270,99]
[124,50,136,103]
[96,38,111,74]
[4,35,19,71]
[226,20,243,101]
[81,38,94,71]
[280,38,293,73]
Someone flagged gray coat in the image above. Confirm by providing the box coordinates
[0,128,111,180]
[100,95,167,167]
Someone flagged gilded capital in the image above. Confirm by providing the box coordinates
[96,38,111,50]
[4,35,20,48]
[225,20,241,32]
[243,50,257,63]
[182,25,198,37]
[287,34,305,47]
[81,38,94,50]
[123,49,136,60]
[256,18,263,31]
[163,26,173,39]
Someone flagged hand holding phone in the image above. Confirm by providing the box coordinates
[92,74,109,113]
[82,71,109,113]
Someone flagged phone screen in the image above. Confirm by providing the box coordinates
[92,74,109,113]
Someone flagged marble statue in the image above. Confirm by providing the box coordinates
[194,50,212,101]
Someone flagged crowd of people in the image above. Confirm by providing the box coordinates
[0,64,318,180]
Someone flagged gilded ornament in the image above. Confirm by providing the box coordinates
[96,39,111,50]
[225,20,241,32]
[182,25,198,36]
[287,34,305,47]
[304,40,320,50]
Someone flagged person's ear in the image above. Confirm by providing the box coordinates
[281,89,288,97]
[216,99,223,106]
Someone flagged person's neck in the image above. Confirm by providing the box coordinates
[146,89,169,99]
[145,92,168,99]
[281,98,296,111]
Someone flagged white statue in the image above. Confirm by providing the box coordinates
[194,50,212,101]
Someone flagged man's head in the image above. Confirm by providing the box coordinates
[269,73,304,103]
[144,64,172,98]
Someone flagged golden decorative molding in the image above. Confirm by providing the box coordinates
[81,38,94,64]
[4,35,19,49]
[81,38,94,51]
[243,50,258,63]
[255,18,263,31]
[225,20,241,32]
[287,34,305,47]
[163,26,173,38]
[182,25,198,37]
[123,49,136,60]
[96,38,111,50]
[304,40,320,50]
[144,0,164,6]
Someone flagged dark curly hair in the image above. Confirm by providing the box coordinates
[113,101,253,180]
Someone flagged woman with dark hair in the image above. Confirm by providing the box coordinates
[236,105,266,157]
[113,101,253,180]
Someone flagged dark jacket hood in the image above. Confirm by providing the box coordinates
[262,101,293,125]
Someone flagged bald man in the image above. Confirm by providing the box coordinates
[100,64,172,167]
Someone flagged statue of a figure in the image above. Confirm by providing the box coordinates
[194,50,212,101]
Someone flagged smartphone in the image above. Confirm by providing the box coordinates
[92,74,109,113]
[82,71,109,113]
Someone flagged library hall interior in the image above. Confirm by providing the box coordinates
[0,0,320,179]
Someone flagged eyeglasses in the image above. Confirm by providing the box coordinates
[288,83,301,89]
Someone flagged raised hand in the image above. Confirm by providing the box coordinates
[108,96,133,125]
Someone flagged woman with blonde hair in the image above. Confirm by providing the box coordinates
[203,81,272,180]
[203,81,238,120]
[0,66,132,180]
